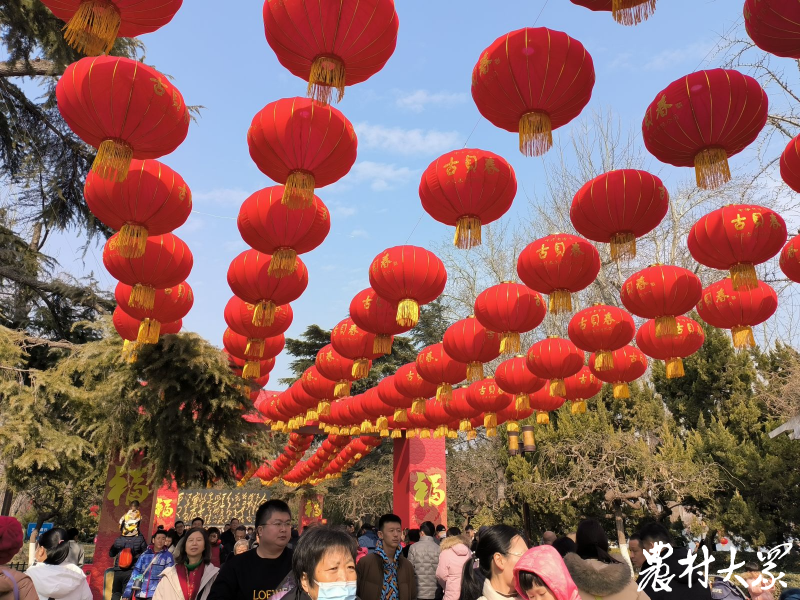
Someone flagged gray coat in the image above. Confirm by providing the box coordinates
[407,537,440,600]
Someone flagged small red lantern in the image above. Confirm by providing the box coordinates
[416,343,468,404]
[115,281,193,344]
[568,305,635,371]
[350,288,412,354]
[569,0,656,25]
[621,265,702,336]
[780,233,800,283]
[497,398,534,432]
[744,0,800,58]
[224,296,293,357]
[494,356,546,411]
[474,282,546,355]
[642,69,768,190]
[563,366,603,414]
[394,363,438,416]
[697,279,778,349]
[443,316,502,382]
[444,387,482,434]
[377,375,414,426]
[316,344,363,398]
[636,316,705,378]
[780,134,800,193]
[223,329,285,378]
[589,346,648,399]
[467,378,513,435]
[301,366,339,417]
[688,205,787,291]
[112,308,180,361]
[526,337,585,397]
[424,398,452,439]
[330,318,382,379]
[529,386,566,425]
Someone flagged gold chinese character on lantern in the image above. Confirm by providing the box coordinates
[752,212,764,228]
[656,95,673,118]
[444,157,459,176]
[716,289,730,302]
[590,314,600,327]
[464,155,478,172]
[348,325,358,335]
[484,158,499,174]
[730,214,746,231]
[413,472,445,507]
[555,242,566,257]
[362,295,373,310]
[150,77,167,96]
[537,244,550,259]
[603,312,616,325]
[636,276,648,291]
[644,109,653,130]
[770,214,781,229]
[580,317,587,330]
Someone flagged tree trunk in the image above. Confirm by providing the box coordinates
[0,59,60,78]
[1,489,12,516]
[522,502,532,542]
[614,500,634,574]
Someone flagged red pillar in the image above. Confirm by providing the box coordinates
[392,435,447,529]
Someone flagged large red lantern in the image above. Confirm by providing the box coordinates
[315,344,361,398]
[780,234,800,283]
[104,233,192,310]
[563,366,603,414]
[394,362,438,416]
[57,56,189,182]
[115,281,193,343]
[697,279,778,349]
[223,329,285,378]
[474,282,546,354]
[529,386,566,425]
[368,246,447,328]
[227,250,309,326]
[42,0,182,55]
[497,398,534,432]
[247,97,357,209]
[237,186,330,276]
[224,296,293,357]
[590,345,648,399]
[517,233,601,313]
[84,159,191,258]
[569,0,656,25]
[301,366,339,417]
[416,343,468,403]
[467,378,513,435]
[443,316,502,382]
[744,0,800,58]
[263,0,398,104]
[780,134,800,193]
[636,316,705,378]
[331,318,382,379]
[688,205,787,291]
[349,288,412,354]
[419,149,517,249]
[621,265,702,337]
[642,69,768,190]
[526,337,585,397]
[495,356,546,411]
[377,375,414,425]
[571,170,669,261]
[472,28,595,157]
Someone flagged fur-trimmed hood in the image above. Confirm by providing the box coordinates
[563,554,636,598]
[439,535,470,552]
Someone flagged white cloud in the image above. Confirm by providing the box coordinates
[395,89,468,113]
[643,42,712,71]
[355,122,461,155]
[348,161,415,191]
[192,187,250,206]
[350,229,370,239]
[327,199,357,217]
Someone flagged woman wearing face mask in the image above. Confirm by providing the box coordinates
[153,528,219,600]
[513,546,580,600]
[459,525,528,600]
[291,526,358,600]
[25,528,92,600]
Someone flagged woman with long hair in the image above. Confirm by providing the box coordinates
[153,527,219,600]
[25,528,92,600]
[458,525,527,600]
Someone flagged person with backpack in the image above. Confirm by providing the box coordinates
[25,528,92,600]
[0,517,39,600]
[109,524,148,600]
[123,530,175,600]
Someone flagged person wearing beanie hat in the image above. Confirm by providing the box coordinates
[0,517,39,600]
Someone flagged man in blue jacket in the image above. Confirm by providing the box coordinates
[123,530,175,600]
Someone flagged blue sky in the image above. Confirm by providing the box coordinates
[44,0,758,383]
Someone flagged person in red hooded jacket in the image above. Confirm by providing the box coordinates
[513,546,581,600]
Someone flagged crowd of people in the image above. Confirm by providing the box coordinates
[1,501,798,600]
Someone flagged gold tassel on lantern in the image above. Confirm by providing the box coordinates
[411,399,425,415]
[655,315,678,337]
[267,248,298,276]
[550,379,566,397]
[666,357,685,379]
[93,139,133,182]
[486,427,498,437]
[245,338,265,358]
[459,419,472,433]
[434,426,446,439]
[436,383,453,403]
[613,382,630,399]
[380,428,390,438]
[377,416,389,430]
[361,420,372,433]
[484,413,497,430]
[612,0,657,26]
[406,429,417,439]
[282,170,315,209]
[306,409,319,422]
[374,334,393,355]
[500,331,521,355]
[454,216,482,249]
[694,147,731,190]
[515,394,530,411]
[519,111,553,157]
[447,429,458,439]
[593,351,614,371]
[317,401,331,417]
[242,361,261,379]
[391,429,403,439]
[396,299,420,328]
[122,339,140,363]
[308,55,346,104]
[129,284,155,310]
[732,326,756,349]
[118,223,148,258]
[549,289,573,315]
[334,381,351,398]
[349,426,360,436]
[571,401,587,414]
[467,361,484,382]
[393,408,408,423]
[252,300,276,327]
[610,232,636,261]
[730,263,758,291]
[137,318,161,344]
[352,359,371,380]
[420,429,431,439]
[62,0,121,56]
[536,412,550,425]
[507,421,520,432]
[467,429,477,440]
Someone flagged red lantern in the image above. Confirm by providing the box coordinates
[621,265,702,337]
[349,288,412,354]
[227,250,309,327]
[42,0,182,55]
[568,0,656,25]
[780,134,800,193]
[443,387,482,434]
[224,296,293,357]
[697,279,778,349]
[56,56,189,182]
[529,386,566,425]
[225,350,276,377]
[377,375,414,427]
[636,316,705,378]
[422,398,452,439]
[290,381,323,424]
[467,378,513,435]
[237,186,330,276]
[568,305,636,371]
[571,170,669,261]
[590,345,647,400]
[416,343,468,404]
[247,97,357,209]
[315,344,362,398]
[104,232,192,310]
[223,329,285,378]
[331,318,382,379]
[642,69,768,190]
[115,281,192,343]
[263,0,398,104]
[443,316,502,382]
[368,246,447,327]
[394,362,438,416]
[474,282,546,355]
[495,356,546,411]
[517,233,601,313]
[744,0,800,58]
[780,233,800,283]
[688,205,787,291]
[112,308,180,360]
[472,28,594,157]
[497,398,534,432]
[84,159,191,258]
[361,388,393,437]
[563,366,603,414]
[419,149,516,249]
[526,337,585,397]
[301,366,339,418]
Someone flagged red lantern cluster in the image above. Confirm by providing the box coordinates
[621,265,702,337]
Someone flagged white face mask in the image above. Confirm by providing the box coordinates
[316,581,357,600]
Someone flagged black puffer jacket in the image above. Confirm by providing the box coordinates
[109,535,148,570]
